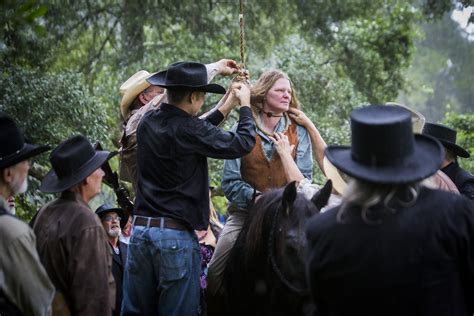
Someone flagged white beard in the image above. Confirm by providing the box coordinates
[107,228,121,238]
[12,177,28,195]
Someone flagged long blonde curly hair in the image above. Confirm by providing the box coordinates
[250,70,300,111]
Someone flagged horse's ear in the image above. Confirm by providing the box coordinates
[311,180,332,211]
[282,181,298,215]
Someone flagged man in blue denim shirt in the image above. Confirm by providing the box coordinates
[207,70,313,296]
[121,61,255,316]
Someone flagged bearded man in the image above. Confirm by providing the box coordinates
[96,204,129,316]
[0,113,54,315]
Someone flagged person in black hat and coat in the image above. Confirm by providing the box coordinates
[0,113,55,315]
[305,105,474,316]
[423,122,473,200]
[33,135,116,316]
[96,204,128,316]
[121,61,256,316]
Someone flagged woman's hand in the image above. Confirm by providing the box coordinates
[269,132,294,157]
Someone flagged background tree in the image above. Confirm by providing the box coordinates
[1,0,472,219]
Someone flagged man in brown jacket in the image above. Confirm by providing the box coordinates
[34,135,116,316]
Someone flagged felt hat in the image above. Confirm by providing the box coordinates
[40,135,116,193]
[422,122,470,158]
[0,113,49,169]
[326,105,443,184]
[95,204,128,229]
[147,62,225,94]
[120,70,154,118]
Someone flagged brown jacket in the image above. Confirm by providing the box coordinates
[34,191,115,316]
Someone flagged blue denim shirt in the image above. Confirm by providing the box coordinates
[222,117,313,210]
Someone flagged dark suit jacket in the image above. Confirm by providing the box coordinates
[306,188,474,316]
[110,241,127,316]
[442,162,474,200]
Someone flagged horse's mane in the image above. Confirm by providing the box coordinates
[243,188,284,261]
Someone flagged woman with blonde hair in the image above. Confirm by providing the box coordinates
[207,69,315,296]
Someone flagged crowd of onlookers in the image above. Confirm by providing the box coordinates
[0,57,472,316]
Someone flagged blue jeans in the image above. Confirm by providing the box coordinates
[121,217,201,316]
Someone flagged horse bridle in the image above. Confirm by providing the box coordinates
[267,203,309,295]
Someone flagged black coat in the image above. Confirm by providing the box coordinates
[306,188,474,316]
[442,162,474,200]
[110,241,128,316]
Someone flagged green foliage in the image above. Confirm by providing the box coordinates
[0,0,50,68]
[1,0,471,218]
[400,13,474,122]
[443,112,474,173]
[0,66,109,220]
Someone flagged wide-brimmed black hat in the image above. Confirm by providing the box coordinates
[422,122,470,158]
[326,105,444,184]
[40,135,116,193]
[95,204,128,229]
[147,62,226,94]
[0,113,49,169]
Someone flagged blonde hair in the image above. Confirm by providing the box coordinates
[250,70,300,111]
[337,179,420,225]
[209,198,223,229]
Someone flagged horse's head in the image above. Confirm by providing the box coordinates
[244,180,333,294]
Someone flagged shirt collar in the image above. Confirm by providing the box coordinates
[160,103,192,117]
[256,114,293,141]
[0,196,12,214]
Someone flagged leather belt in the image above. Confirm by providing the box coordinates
[133,216,188,231]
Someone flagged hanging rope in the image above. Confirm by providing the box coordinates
[239,0,245,68]
[234,0,250,85]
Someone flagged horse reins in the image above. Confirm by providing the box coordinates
[267,204,309,295]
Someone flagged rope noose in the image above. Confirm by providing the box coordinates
[239,0,245,68]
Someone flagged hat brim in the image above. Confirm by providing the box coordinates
[40,151,117,193]
[323,156,348,195]
[0,143,49,169]
[147,70,226,94]
[325,135,444,184]
[96,207,129,229]
[438,139,470,158]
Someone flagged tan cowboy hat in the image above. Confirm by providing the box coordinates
[385,102,425,133]
[119,70,153,118]
[323,155,348,195]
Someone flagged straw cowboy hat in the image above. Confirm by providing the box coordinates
[119,70,154,118]
[323,156,349,195]
[422,123,470,158]
[0,113,49,169]
[326,105,443,184]
[385,102,425,134]
[40,135,116,193]
[147,62,225,94]
[95,204,129,229]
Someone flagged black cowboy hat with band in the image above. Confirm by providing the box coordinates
[325,105,444,184]
[422,122,470,158]
[95,204,129,229]
[146,61,226,94]
[0,113,49,169]
[40,135,116,193]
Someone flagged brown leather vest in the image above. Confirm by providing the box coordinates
[241,119,298,192]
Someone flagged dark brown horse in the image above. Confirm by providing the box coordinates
[218,180,332,316]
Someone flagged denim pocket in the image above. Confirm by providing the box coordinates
[159,239,188,281]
